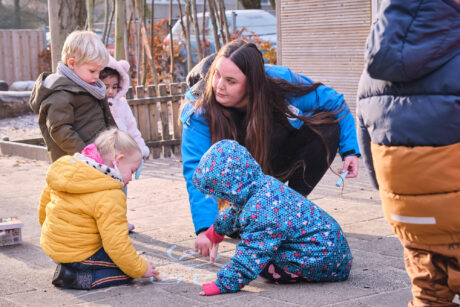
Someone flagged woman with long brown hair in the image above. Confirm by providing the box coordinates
[181,39,360,257]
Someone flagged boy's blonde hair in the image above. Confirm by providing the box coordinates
[61,30,109,67]
[94,129,141,161]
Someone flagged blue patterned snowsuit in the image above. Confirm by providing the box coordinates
[193,140,352,294]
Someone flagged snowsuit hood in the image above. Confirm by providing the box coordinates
[193,140,263,206]
[106,56,130,100]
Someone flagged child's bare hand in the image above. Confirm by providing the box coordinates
[152,270,162,281]
[142,261,161,279]
[209,242,219,263]
[195,232,213,257]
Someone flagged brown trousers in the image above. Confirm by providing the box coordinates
[401,239,460,306]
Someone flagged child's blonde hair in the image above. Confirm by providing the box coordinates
[61,30,109,67]
[94,129,141,161]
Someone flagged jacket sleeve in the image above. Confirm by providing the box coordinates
[42,94,86,154]
[265,65,360,158]
[213,228,284,293]
[356,108,379,190]
[181,91,219,234]
[212,205,241,237]
[119,97,150,158]
[38,185,51,226]
[95,191,148,278]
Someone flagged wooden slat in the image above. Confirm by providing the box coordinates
[0,30,45,84]
[158,84,171,158]
[136,86,150,142]
[170,83,182,158]
[148,85,162,159]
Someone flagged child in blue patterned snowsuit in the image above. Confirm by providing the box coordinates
[192,140,352,296]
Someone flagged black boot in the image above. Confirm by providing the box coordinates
[52,264,92,289]
[52,263,78,289]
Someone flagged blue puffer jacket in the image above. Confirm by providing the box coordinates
[192,140,352,294]
[181,64,360,233]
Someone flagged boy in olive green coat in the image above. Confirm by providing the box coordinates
[29,30,115,162]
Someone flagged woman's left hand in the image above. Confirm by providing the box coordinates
[341,155,359,178]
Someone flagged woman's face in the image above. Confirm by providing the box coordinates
[212,57,248,111]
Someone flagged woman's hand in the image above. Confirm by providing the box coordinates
[341,155,359,178]
[195,231,213,257]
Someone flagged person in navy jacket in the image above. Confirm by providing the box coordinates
[357,0,460,305]
[181,39,360,257]
[193,140,352,296]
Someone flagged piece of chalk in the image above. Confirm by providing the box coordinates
[135,159,144,180]
[335,171,349,187]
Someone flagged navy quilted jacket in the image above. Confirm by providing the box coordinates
[193,140,352,294]
[357,0,460,188]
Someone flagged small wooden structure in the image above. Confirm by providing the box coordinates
[276,0,377,115]
[126,82,187,159]
[0,30,45,85]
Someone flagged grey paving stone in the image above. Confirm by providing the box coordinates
[258,281,375,306]
[344,288,413,307]
[0,297,21,307]
[349,234,405,259]
[342,218,395,237]
[314,197,384,226]
[200,294,302,306]
[347,266,411,293]
[79,283,202,306]
[349,248,405,271]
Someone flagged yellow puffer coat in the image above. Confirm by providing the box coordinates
[38,155,147,278]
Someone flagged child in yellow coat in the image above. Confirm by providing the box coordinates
[38,128,160,289]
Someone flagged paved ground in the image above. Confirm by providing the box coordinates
[0,152,451,306]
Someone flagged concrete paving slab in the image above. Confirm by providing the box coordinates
[350,234,405,259]
[350,248,405,271]
[341,218,395,237]
[347,266,411,293]
[259,281,375,306]
[315,198,384,226]
[199,294,301,306]
[340,288,413,307]
[0,297,22,307]
[78,284,202,306]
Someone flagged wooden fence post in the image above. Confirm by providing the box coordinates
[158,84,172,158]
[136,86,151,160]
[147,85,162,159]
[170,83,182,158]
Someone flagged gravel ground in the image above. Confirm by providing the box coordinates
[0,113,41,141]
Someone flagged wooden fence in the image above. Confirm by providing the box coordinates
[0,30,45,85]
[126,82,188,159]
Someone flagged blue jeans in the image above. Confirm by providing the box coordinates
[64,247,132,289]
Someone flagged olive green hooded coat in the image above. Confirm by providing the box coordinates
[29,72,116,161]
